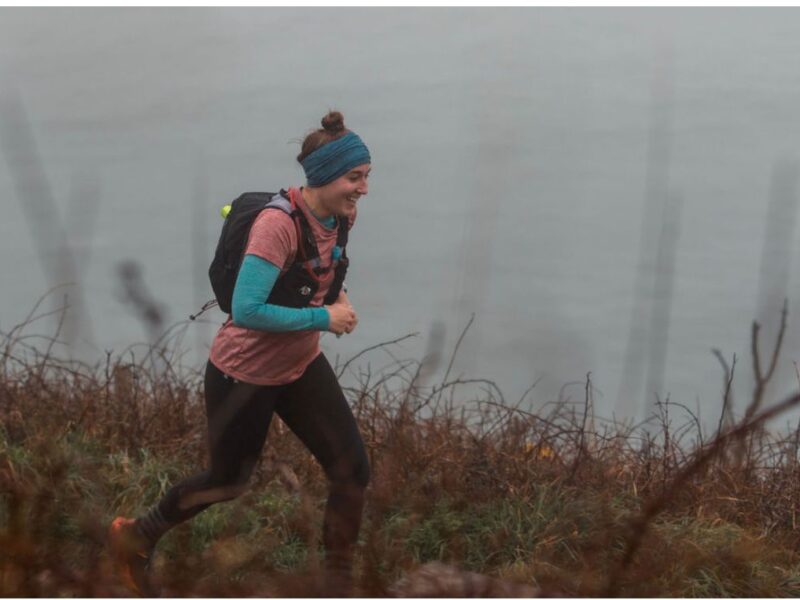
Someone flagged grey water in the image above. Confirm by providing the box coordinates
[2,8,800,430]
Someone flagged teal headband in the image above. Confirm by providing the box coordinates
[301,131,371,188]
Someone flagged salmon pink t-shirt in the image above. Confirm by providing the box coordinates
[209,187,354,385]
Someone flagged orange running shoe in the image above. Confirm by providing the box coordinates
[108,517,158,597]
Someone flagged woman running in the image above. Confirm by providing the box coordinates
[109,111,371,597]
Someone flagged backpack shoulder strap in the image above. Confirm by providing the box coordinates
[261,190,318,260]
[282,192,321,263]
[263,190,293,216]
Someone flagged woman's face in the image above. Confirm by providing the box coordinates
[319,163,371,218]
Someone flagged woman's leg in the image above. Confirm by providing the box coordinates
[111,361,280,594]
[276,353,370,595]
[137,360,280,546]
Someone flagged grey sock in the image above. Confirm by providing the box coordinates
[136,505,171,548]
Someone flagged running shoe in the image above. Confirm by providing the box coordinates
[108,516,158,597]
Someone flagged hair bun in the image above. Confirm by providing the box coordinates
[321,111,345,134]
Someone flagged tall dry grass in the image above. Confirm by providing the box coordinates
[2,296,800,597]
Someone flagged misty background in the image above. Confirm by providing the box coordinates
[1,8,799,430]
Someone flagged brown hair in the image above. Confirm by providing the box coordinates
[296,111,349,164]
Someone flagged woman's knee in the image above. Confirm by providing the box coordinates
[176,480,248,510]
[172,467,252,511]
[211,459,257,494]
[328,450,370,489]
[178,458,255,507]
[351,455,371,489]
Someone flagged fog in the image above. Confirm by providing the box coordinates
[2,8,800,428]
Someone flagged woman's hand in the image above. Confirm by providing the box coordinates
[326,292,358,335]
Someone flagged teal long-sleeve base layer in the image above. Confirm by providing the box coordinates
[231,254,330,332]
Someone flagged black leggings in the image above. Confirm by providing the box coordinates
[152,352,369,570]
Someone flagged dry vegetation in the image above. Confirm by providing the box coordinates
[2,299,800,597]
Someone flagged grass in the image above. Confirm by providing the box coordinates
[3,302,800,596]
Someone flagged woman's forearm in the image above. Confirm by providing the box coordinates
[231,254,330,331]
